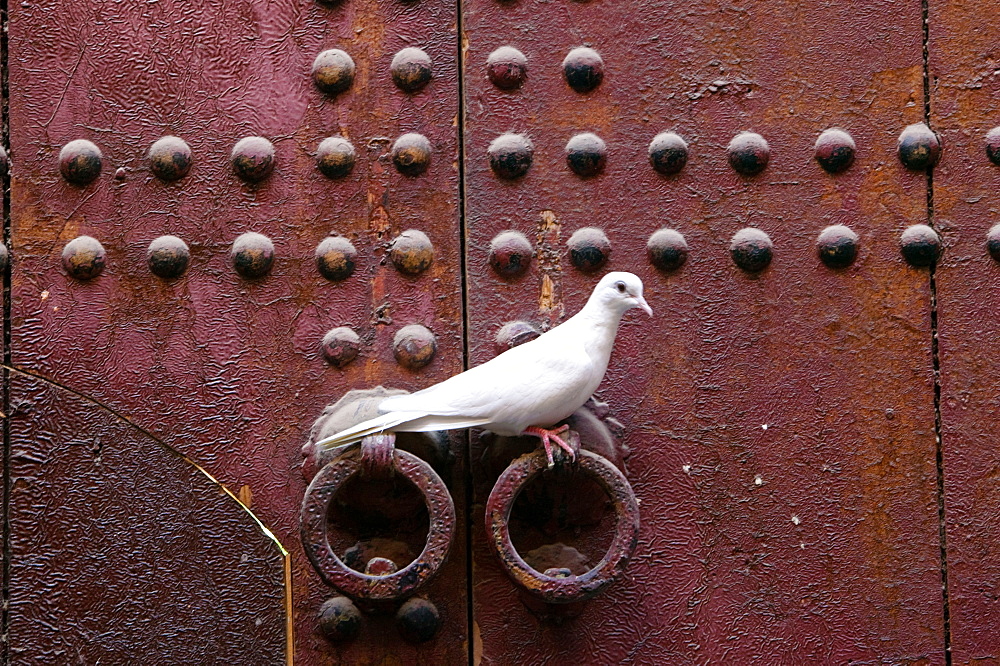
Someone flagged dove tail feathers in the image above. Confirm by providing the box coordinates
[313,412,423,449]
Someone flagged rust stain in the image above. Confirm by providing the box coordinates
[237,484,253,509]
[536,210,563,321]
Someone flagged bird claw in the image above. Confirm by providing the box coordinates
[523,425,580,468]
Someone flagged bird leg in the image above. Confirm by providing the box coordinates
[523,425,578,468]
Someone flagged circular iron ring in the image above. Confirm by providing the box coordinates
[301,447,456,600]
[486,449,640,604]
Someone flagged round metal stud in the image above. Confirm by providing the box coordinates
[391,48,433,93]
[486,47,527,90]
[389,229,434,275]
[148,136,192,182]
[648,132,688,176]
[565,133,606,177]
[311,49,356,95]
[816,224,859,269]
[59,139,103,185]
[231,136,275,183]
[391,134,432,176]
[231,232,275,279]
[317,597,362,643]
[897,123,941,171]
[321,327,361,368]
[316,136,356,180]
[727,132,770,176]
[488,134,533,180]
[0,244,8,274]
[987,224,1000,262]
[899,224,941,267]
[315,235,357,281]
[646,228,688,272]
[488,230,533,278]
[986,128,1000,166]
[567,227,611,272]
[62,236,106,280]
[730,228,773,272]
[0,145,8,176]
[495,320,541,352]
[396,598,441,644]
[562,47,603,93]
[814,129,856,174]
[393,324,436,370]
[147,235,191,279]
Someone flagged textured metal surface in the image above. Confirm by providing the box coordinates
[463,0,944,663]
[7,0,464,662]
[928,5,1000,662]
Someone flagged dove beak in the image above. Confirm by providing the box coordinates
[637,295,653,316]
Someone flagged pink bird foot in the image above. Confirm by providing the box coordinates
[523,424,578,468]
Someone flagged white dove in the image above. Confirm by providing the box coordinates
[316,271,652,466]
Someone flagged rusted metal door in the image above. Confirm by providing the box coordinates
[0,0,991,663]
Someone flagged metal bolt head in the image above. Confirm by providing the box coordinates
[727,132,770,176]
[393,324,437,370]
[315,235,357,281]
[562,47,603,93]
[391,47,433,93]
[316,136,356,180]
[0,145,8,176]
[495,320,542,352]
[488,133,533,180]
[486,46,527,90]
[147,235,191,279]
[231,136,275,183]
[648,132,688,176]
[311,49,356,95]
[230,232,275,279]
[391,133,432,176]
[317,596,362,643]
[565,133,606,177]
[986,128,1000,166]
[0,244,8,274]
[148,136,192,182]
[730,227,773,272]
[389,229,434,275]
[62,235,106,280]
[987,224,1000,262]
[647,228,688,272]
[899,224,941,267]
[814,129,856,174]
[395,598,441,644]
[816,224,859,268]
[897,123,941,171]
[488,230,533,278]
[567,227,611,272]
[321,327,361,368]
[59,139,103,185]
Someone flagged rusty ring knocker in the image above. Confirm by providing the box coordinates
[486,449,640,604]
[301,441,456,601]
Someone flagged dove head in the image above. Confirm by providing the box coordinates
[589,272,653,317]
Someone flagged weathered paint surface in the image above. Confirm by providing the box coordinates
[928,6,1000,662]
[7,0,464,662]
[463,0,945,662]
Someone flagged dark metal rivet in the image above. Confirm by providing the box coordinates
[488,134,533,180]
[489,230,533,278]
[0,244,8,273]
[396,598,441,644]
[562,47,603,93]
[565,133,606,177]
[311,49,356,95]
[315,235,357,281]
[727,132,770,176]
[486,46,527,90]
[114,167,126,181]
[648,132,688,176]
[900,224,941,267]
[986,128,1000,166]
[316,136,356,179]
[62,235,106,280]
[730,227,773,272]
[321,327,361,368]
[814,129,856,174]
[231,136,275,183]
[897,123,941,171]
[567,227,611,272]
[0,145,8,176]
[816,224,859,268]
[231,232,275,279]
[647,228,688,272]
[495,320,542,352]
[389,229,434,275]
[391,47,433,93]
[393,324,436,370]
[147,235,191,279]
[59,139,102,185]
[148,136,192,182]
[987,224,1000,262]
[391,133,432,176]
[317,596,362,643]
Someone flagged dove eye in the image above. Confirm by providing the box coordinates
[615,281,626,293]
